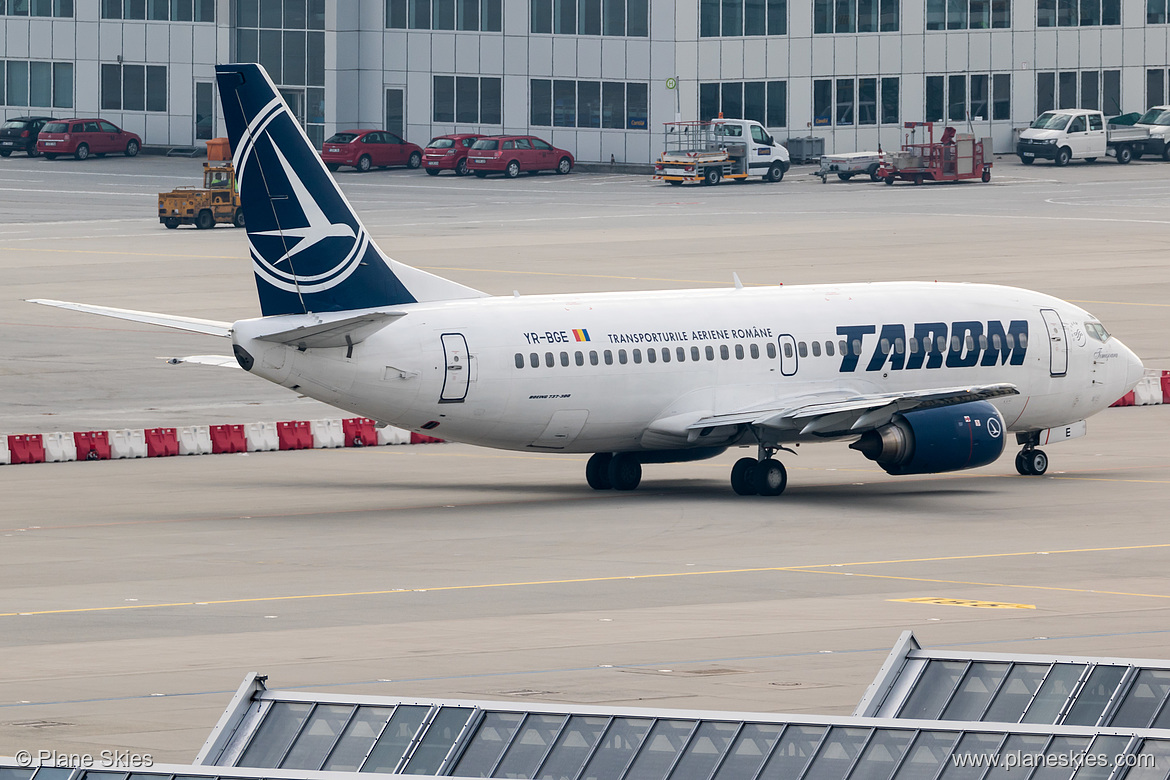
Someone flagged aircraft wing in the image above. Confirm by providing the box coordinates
[27,299,231,337]
[688,383,1019,438]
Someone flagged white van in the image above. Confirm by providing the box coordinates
[1016,109,1148,165]
[1134,105,1170,161]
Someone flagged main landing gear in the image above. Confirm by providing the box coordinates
[1015,447,1049,476]
[730,445,788,496]
[585,452,642,491]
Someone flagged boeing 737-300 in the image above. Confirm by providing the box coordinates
[30,64,1146,496]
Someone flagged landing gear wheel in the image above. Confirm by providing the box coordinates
[586,453,614,490]
[766,162,785,182]
[357,154,372,172]
[703,167,721,186]
[730,458,758,496]
[607,454,642,491]
[195,209,214,230]
[232,207,246,228]
[1016,449,1048,475]
[455,157,469,175]
[753,458,788,496]
[408,151,422,169]
[163,217,180,229]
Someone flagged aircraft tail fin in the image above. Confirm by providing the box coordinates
[215,64,485,317]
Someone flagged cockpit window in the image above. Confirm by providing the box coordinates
[1085,321,1110,342]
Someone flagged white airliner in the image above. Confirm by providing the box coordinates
[30,64,1145,495]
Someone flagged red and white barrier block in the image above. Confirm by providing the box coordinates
[1,417,441,467]
[1112,369,1170,407]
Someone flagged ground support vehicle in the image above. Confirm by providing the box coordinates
[1135,106,1170,160]
[876,122,992,185]
[158,163,243,229]
[36,118,141,160]
[653,118,789,185]
[0,116,53,157]
[1017,109,1148,165]
[813,151,882,183]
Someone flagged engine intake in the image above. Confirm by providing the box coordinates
[849,400,1006,475]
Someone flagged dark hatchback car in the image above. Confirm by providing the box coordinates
[0,116,54,157]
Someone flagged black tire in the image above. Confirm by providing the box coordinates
[1015,451,1031,475]
[1019,155,1034,165]
[1116,145,1132,165]
[1085,156,1098,163]
[753,458,788,496]
[1162,144,1170,162]
[44,153,57,160]
[455,157,469,175]
[730,458,758,496]
[1025,449,1048,476]
[585,453,614,490]
[607,454,642,491]
[425,168,440,176]
[94,152,106,158]
[0,150,10,158]
[981,168,991,183]
[357,154,372,172]
[667,179,682,186]
[883,174,895,185]
[1054,147,1071,167]
[75,143,90,161]
[1132,149,1144,160]
[195,209,214,230]
[838,172,853,181]
[27,146,40,157]
[408,150,422,169]
[703,167,721,186]
[505,160,521,178]
[163,217,180,229]
[556,156,572,175]
[867,163,880,182]
[913,174,924,185]
[326,163,340,172]
[474,171,488,178]
[766,162,785,182]
[232,207,246,228]
[125,139,139,157]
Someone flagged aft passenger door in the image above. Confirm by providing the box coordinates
[1040,309,1068,377]
[439,333,471,403]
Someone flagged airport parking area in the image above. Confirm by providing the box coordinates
[1,152,1169,762]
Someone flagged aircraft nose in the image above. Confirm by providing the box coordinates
[1120,340,1145,393]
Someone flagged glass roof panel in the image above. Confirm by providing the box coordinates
[403,706,473,775]
[984,664,1050,724]
[1111,670,1170,729]
[1072,735,1130,780]
[711,723,782,780]
[237,701,313,768]
[1029,735,1091,780]
[802,727,871,780]
[757,724,826,780]
[889,731,961,780]
[281,703,354,769]
[322,706,395,771]
[942,663,1010,721]
[490,713,566,778]
[1122,738,1170,780]
[898,661,967,720]
[1023,665,1086,724]
[982,734,1048,780]
[578,718,653,780]
[937,732,1006,780]
[129,774,177,780]
[846,729,914,780]
[666,721,739,780]
[0,771,36,780]
[623,719,696,780]
[360,704,430,773]
[535,715,607,780]
[30,771,74,780]
[1064,666,1127,727]
[451,711,525,777]
[79,774,126,780]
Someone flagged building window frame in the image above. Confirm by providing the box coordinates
[813,77,900,126]
[814,0,898,32]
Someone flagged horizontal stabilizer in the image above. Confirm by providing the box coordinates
[163,355,240,368]
[253,310,405,349]
[27,299,231,337]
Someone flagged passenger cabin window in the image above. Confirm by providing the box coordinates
[735,344,745,359]
[590,351,599,365]
[660,348,670,363]
[678,347,688,362]
[825,341,835,357]
[575,351,584,366]
[647,348,657,363]
[545,352,555,367]
[784,343,793,358]
[706,346,715,361]
[720,345,730,360]
[515,353,524,368]
[604,350,614,364]
[811,341,821,357]
[839,340,848,354]
[560,351,570,366]
[767,343,777,358]
[908,337,919,353]
[619,349,628,364]
[633,349,642,363]
[895,338,905,354]
[530,352,539,368]
[750,344,760,359]
[798,342,808,358]
[690,346,700,361]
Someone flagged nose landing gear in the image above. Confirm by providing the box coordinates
[730,446,789,496]
[1015,447,1049,476]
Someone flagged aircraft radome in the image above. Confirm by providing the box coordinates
[29,64,1146,496]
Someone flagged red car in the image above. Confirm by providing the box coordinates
[321,129,422,172]
[466,135,574,178]
[422,133,483,176]
[36,118,141,160]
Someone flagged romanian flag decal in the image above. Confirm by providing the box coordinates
[573,328,591,342]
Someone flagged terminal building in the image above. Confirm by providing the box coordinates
[0,0,1168,161]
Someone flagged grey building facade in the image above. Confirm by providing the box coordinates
[1,0,1169,161]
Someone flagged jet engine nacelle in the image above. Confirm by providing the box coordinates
[849,400,1005,475]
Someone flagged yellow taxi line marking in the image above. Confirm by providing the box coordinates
[8,540,1170,618]
[890,597,1036,609]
